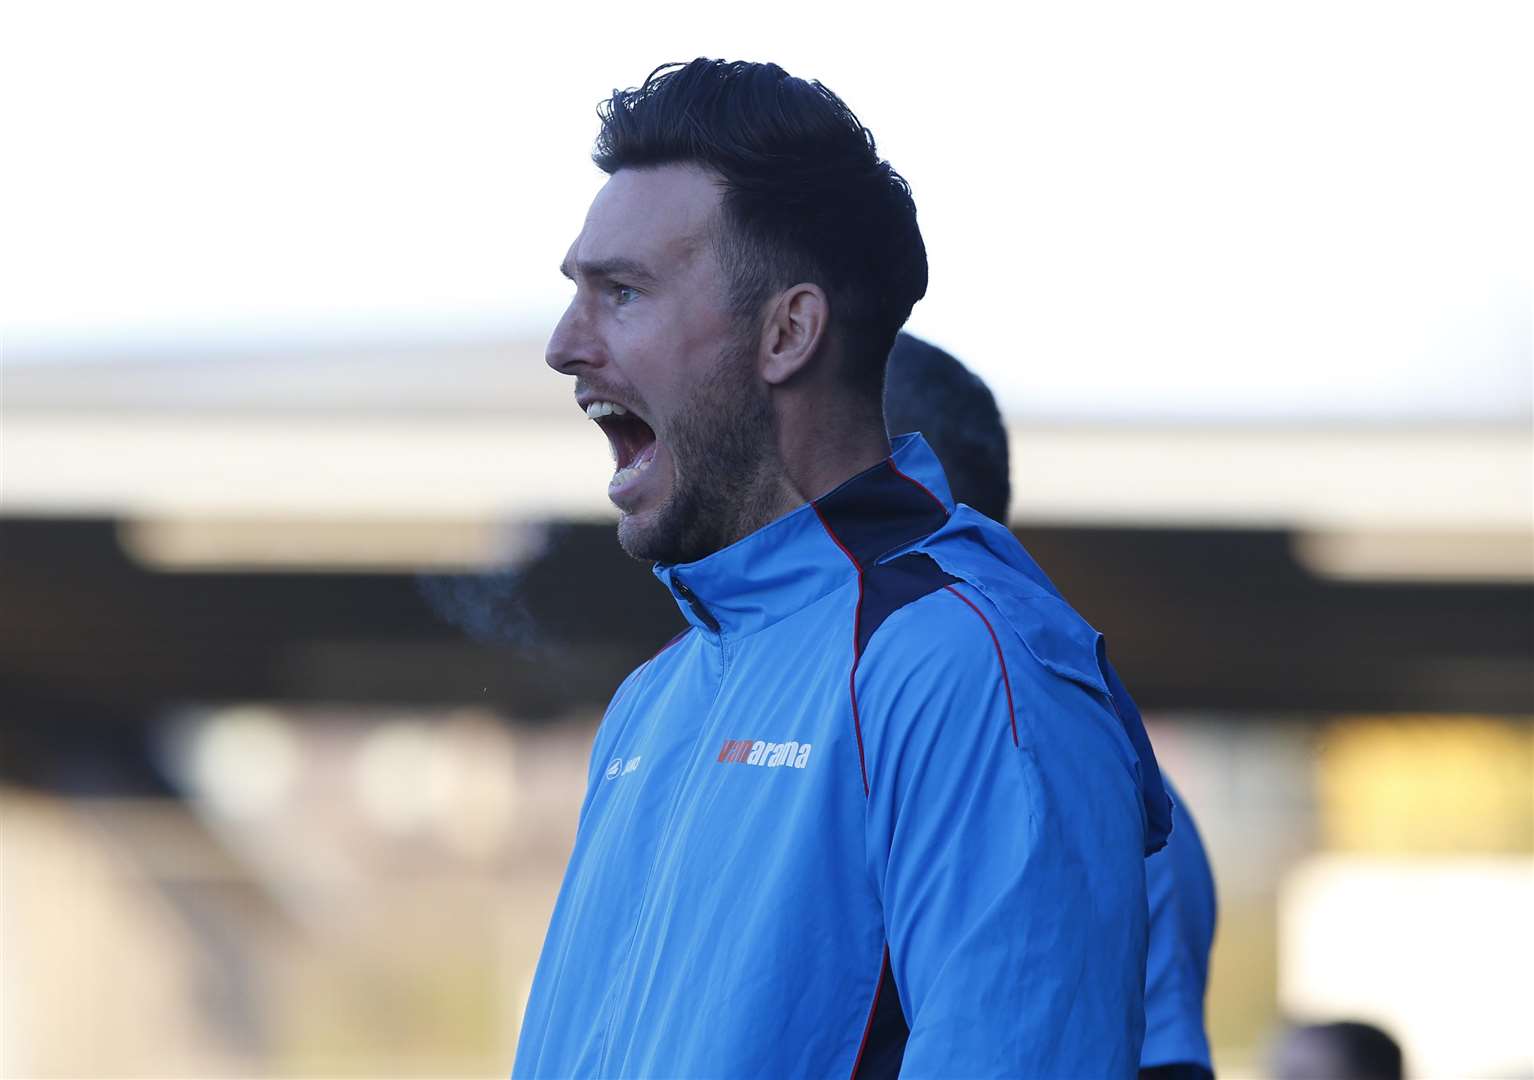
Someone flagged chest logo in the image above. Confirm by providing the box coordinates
[717,739,813,770]
[605,755,643,781]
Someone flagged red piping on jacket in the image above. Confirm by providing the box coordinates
[849,946,891,1079]
[942,585,1020,748]
[886,459,948,515]
[810,499,871,797]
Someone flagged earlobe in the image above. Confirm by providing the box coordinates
[760,284,829,386]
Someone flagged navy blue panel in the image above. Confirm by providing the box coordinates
[846,556,953,1077]
[814,460,949,571]
[818,460,952,1074]
[852,952,908,1080]
[856,553,959,657]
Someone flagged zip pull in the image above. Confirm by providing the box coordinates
[672,577,721,634]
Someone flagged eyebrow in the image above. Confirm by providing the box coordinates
[558,256,659,286]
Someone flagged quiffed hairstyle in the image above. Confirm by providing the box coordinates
[883,332,1011,523]
[593,59,928,395]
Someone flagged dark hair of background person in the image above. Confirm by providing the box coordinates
[883,331,1011,522]
[1278,1020,1406,1080]
[593,58,929,399]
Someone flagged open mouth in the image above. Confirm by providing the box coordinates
[585,401,658,490]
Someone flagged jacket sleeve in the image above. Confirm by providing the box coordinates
[855,582,1149,1079]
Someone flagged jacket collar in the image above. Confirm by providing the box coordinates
[653,434,955,638]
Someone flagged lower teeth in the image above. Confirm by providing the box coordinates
[610,454,654,488]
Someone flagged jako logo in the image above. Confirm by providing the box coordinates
[605,756,642,781]
[717,739,812,769]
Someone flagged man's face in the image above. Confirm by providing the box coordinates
[547,164,775,564]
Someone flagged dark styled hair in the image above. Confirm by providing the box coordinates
[593,59,928,395]
[883,332,1011,522]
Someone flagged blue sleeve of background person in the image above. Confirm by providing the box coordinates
[1098,656,1219,1072]
[1141,779,1218,1074]
[856,582,1150,1079]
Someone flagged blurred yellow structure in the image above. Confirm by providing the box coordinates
[1317,715,1534,854]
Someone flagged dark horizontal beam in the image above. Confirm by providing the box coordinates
[1,518,1529,727]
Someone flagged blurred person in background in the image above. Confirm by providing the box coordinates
[886,332,1220,1080]
[517,58,1172,1078]
[1273,1020,1405,1080]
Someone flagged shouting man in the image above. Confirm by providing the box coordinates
[515,59,1172,1079]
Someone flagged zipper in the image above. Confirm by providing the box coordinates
[672,576,721,634]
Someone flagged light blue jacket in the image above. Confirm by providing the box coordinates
[515,434,1172,1079]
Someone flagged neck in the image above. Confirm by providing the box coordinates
[706,390,890,558]
[774,396,891,507]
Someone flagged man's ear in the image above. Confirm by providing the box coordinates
[759,283,829,386]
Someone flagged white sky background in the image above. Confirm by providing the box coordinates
[2,0,1530,422]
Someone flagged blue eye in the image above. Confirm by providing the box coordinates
[613,284,640,305]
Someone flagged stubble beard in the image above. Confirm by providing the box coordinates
[616,336,783,566]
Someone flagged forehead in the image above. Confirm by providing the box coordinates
[570,164,723,273]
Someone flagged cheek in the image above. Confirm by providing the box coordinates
[632,359,697,435]
[623,298,740,429]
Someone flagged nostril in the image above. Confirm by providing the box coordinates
[546,339,596,375]
[545,305,599,374]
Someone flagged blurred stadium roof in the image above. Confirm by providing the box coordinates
[4,336,1530,579]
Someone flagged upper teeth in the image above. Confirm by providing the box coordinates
[585,401,629,419]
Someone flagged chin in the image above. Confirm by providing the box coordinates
[616,489,714,566]
[615,512,661,563]
[616,501,680,563]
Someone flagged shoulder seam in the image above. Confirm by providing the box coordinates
[940,584,1020,748]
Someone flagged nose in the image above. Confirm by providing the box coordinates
[545,297,603,377]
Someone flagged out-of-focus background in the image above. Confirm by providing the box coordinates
[2,3,1530,1078]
